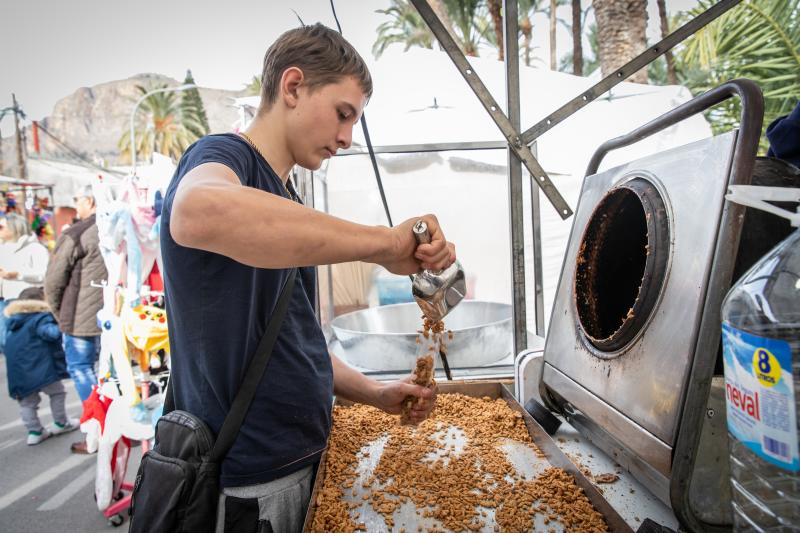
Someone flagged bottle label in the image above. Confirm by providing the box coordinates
[722,322,799,471]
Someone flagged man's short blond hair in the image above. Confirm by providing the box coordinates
[260,23,372,111]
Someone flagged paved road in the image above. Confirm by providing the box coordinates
[0,362,141,532]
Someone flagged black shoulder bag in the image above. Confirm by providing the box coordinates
[129,269,297,533]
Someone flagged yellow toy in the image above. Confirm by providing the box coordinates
[122,304,170,373]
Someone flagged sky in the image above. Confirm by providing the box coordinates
[0,0,700,135]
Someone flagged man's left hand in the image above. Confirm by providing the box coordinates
[373,375,437,424]
[1,270,18,280]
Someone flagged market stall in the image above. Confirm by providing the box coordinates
[86,2,799,531]
[290,1,799,531]
[66,165,172,526]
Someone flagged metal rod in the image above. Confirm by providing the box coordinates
[307,168,321,320]
[360,114,394,228]
[409,0,572,220]
[439,345,453,381]
[585,79,763,177]
[12,93,26,182]
[529,142,545,336]
[336,140,508,156]
[665,79,763,531]
[520,0,743,145]
[504,0,527,355]
[320,171,335,327]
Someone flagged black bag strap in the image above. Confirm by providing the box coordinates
[161,268,297,461]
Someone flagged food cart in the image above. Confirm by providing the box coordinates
[288,1,799,531]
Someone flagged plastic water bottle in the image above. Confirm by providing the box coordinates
[722,228,800,531]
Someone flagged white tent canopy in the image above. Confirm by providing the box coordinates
[235,47,709,177]
[235,48,714,329]
[237,48,716,330]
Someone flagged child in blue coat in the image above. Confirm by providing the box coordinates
[3,287,79,445]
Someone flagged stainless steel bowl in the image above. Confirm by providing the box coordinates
[331,301,512,371]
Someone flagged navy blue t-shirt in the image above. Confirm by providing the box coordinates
[160,133,333,487]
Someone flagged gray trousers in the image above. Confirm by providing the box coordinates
[215,464,314,533]
[19,381,67,433]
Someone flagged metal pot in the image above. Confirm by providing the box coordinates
[331,301,512,370]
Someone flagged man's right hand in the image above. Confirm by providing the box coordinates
[379,215,456,276]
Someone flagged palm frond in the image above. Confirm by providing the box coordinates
[676,0,800,152]
[372,0,435,58]
[118,82,201,164]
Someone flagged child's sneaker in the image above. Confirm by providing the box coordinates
[50,418,80,435]
[27,430,52,446]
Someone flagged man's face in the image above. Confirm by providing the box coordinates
[74,196,94,219]
[286,76,367,171]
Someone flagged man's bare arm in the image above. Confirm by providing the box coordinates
[331,353,436,424]
[170,163,454,274]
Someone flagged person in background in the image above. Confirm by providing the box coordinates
[0,214,7,349]
[766,99,800,168]
[44,185,108,454]
[0,213,51,352]
[0,213,50,300]
[3,286,79,445]
[31,200,57,252]
[4,192,20,215]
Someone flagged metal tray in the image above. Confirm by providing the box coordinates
[303,381,631,532]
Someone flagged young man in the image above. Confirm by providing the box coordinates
[162,24,455,532]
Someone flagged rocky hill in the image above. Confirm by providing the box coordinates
[1,73,248,171]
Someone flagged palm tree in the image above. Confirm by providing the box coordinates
[517,0,536,66]
[521,0,569,69]
[572,0,583,75]
[244,75,261,97]
[593,0,649,83]
[676,0,800,152]
[478,0,545,67]
[443,0,483,56]
[550,0,558,69]
[487,0,504,60]
[181,70,210,139]
[374,0,584,69]
[430,0,461,49]
[373,0,435,58]
[560,22,599,75]
[374,0,485,58]
[118,84,197,164]
[656,0,678,84]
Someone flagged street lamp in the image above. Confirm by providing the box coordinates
[129,83,196,176]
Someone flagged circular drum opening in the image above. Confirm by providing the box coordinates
[574,178,669,352]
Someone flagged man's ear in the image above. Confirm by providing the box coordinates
[281,67,304,109]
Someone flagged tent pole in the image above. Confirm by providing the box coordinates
[503,0,528,354]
